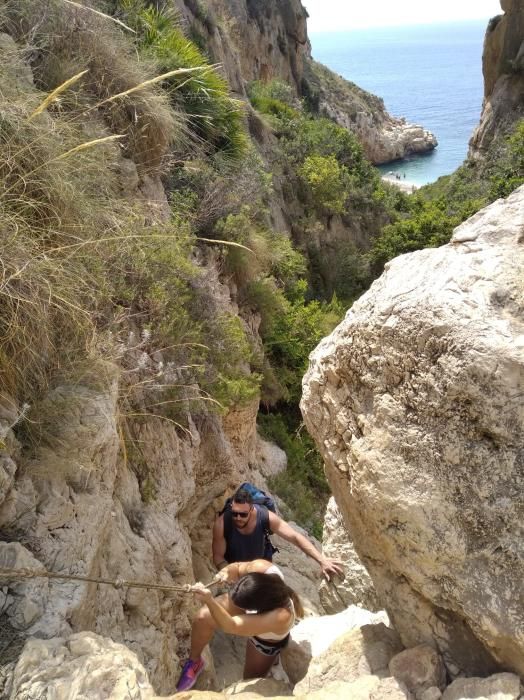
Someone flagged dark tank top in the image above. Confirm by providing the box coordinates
[224,505,271,563]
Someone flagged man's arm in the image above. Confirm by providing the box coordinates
[212,515,228,570]
[268,511,344,581]
[215,559,273,583]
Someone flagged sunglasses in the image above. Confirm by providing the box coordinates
[231,509,251,519]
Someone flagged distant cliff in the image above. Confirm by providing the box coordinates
[303,59,437,164]
[172,0,310,94]
[172,0,437,164]
[470,0,524,157]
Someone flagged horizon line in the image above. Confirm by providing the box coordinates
[308,16,498,33]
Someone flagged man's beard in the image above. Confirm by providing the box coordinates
[234,518,249,530]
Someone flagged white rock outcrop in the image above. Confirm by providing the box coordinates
[7,632,155,700]
[319,497,379,613]
[293,623,404,695]
[301,187,524,677]
[282,606,389,685]
[8,629,522,700]
[441,673,521,700]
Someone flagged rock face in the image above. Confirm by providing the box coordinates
[173,2,436,165]
[470,0,524,157]
[388,646,446,699]
[441,673,521,700]
[319,497,379,613]
[293,623,404,694]
[8,629,523,700]
[304,61,437,165]
[7,632,155,700]
[282,606,389,685]
[0,373,315,695]
[173,0,310,94]
[301,186,524,677]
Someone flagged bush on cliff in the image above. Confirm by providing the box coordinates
[258,413,329,538]
[119,0,248,160]
[489,119,524,198]
[0,2,257,419]
[298,154,351,215]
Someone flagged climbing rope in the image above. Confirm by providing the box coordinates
[0,566,221,593]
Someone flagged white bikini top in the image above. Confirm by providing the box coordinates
[264,563,284,579]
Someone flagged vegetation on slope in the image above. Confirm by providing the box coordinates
[0,0,255,467]
[3,0,522,533]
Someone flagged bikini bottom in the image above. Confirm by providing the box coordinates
[249,633,290,657]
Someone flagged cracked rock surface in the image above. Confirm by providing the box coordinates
[301,187,524,677]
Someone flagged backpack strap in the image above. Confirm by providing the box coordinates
[259,504,270,533]
[259,506,280,558]
[223,507,232,543]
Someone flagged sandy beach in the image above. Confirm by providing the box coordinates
[381,174,420,193]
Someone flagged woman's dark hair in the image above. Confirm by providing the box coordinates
[230,573,304,619]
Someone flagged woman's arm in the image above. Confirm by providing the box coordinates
[191,583,291,638]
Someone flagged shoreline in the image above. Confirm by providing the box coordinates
[381,175,420,193]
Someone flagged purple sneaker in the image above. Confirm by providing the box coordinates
[176,657,205,692]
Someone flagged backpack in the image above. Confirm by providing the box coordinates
[221,482,279,560]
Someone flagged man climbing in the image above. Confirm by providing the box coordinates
[212,487,343,581]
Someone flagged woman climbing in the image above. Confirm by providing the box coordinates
[176,559,303,692]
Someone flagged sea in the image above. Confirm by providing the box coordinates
[309,20,490,186]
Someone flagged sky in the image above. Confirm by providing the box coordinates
[304,0,503,32]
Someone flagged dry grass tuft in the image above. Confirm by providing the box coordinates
[28,69,88,121]
[2,0,185,172]
[0,1,258,428]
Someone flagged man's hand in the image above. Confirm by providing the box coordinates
[320,557,344,582]
[212,563,238,584]
[190,582,214,602]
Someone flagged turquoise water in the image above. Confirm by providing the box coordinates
[310,21,489,185]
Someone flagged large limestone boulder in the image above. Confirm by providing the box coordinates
[282,606,389,684]
[389,646,446,699]
[441,673,521,700]
[293,623,404,694]
[301,187,524,677]
[8,632,155,700]
[319,497,379,613]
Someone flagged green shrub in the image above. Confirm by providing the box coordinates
[215,208,307,293]
[247,80,299,123]
[259,413,329,538]
[282,116,376,187]
[368,191,489,274]
[248,80,297,107]
[202,314,261,409]
[167,149,272,232]
[333,242,372,302]
[489,119,524,198]
[256,287,344,404]
[298,154,350,215]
